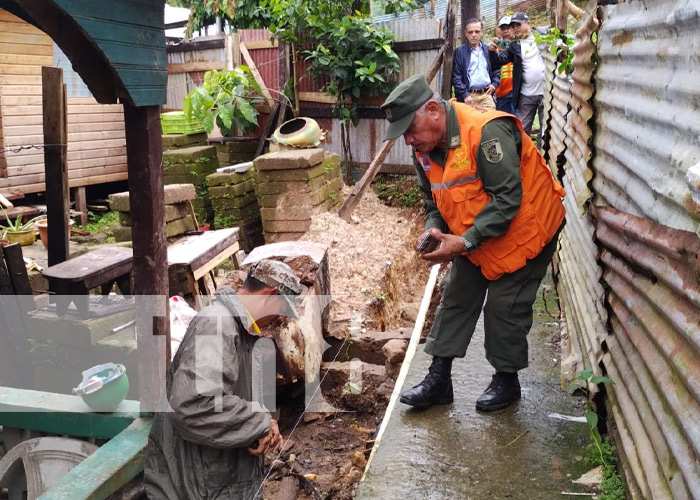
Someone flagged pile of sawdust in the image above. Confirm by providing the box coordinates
[303,186,421,329]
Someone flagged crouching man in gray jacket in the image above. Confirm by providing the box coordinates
[145,260,304,500]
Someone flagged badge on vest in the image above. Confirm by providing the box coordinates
[453,145,471,171]
[481,138,503,163]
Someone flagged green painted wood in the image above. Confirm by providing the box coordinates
[0,386,143,439]
[37,418,153,500]
[52,0,167,106]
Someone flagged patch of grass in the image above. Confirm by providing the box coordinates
[373,175,422,208]
[84,210,119,232]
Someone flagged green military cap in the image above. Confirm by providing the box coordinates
[380,74,434,141]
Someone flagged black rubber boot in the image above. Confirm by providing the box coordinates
[475,372,521,411]
[399,356,454,409]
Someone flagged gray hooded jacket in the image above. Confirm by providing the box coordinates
[145,287,271,500]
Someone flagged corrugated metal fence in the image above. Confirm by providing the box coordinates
[548,1,700,498]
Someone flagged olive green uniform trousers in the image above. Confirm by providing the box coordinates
[424,227,562,373]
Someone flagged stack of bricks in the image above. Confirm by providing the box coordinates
[255,148,343,243]
[162,132,208,151]
[108,184,197,242]
[162,145,219,224]
[209,137,258,167]
[207,166,263,252]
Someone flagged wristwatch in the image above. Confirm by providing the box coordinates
[463,237,474,253]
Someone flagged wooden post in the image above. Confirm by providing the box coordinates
[73,186,88,227]
[441,0,459,99]
[460,0,479,45]
[555,0,568,31]
[278,39,290,127]
[496,0,500,23]
[123,104,170,413]
[42,67,70,266]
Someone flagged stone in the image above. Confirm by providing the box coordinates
[385,360,401,381]
[351,450,367,469]
[323,329,411,365]
[319,361,385,393]
[382,339,408,364]
[263,232,306,244]
[401,305,420,323]
[208,179,256,199]
[260,207,314,222]
[211,192,258,211]
[109,184,197,212]
[163,145,217,164]
[254,148,324,171]
[161,132,208,149]
[262,219,312,234]
[207,169,256,187]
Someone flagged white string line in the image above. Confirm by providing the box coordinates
[251,332,355,500]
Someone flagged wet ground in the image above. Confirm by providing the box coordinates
[356,276,594,500]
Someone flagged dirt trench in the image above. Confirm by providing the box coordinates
[254,188,433,500]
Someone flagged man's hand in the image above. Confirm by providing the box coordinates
[485,84,496,96]
[248,419,283,456]
[418,228,468,265]
[488,41,499,52]
[464,95,474,104]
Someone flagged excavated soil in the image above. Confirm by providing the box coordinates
[257,186,432,499]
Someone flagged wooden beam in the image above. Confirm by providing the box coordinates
[167,37,225,53]
[244,39,279,50]
[167,60,227,74]
[460,0,479,45]
[239,41,273,107]
[441,0,459,99]
[337,43,446,222]
[42,66,70,266]
[123,104,170,413]
[73,186,88,227]
[393,38,444,52]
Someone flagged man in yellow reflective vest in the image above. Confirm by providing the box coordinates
[380,75,565,411]
[495,16,516,115]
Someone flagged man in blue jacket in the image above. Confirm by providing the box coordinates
[452,18,500,109]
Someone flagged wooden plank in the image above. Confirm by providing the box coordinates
[73,186,88,227]
[42,66,70,266]
[0,32,52,46]
[337,43,446,221]
[167,60,227,74]
[37,419,153,500]
[440,0,458,99]
[0,63,43,75]
[0,53,53,65]
[299,91,336,104]
[124,104,170,411]
[0,42,52,56]
[42,246,133,289]
[3,242,33,296]
[167,228,239,272]
[256,102,280,157]
[244,39,279,50]
[0,74,43,85]
[0,173,129,196]
[393,38,444,52]
[240,41,273,106]
[167,37,226,53]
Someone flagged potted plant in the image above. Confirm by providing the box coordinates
[35,217,74,249]
[183,66,264,137]
[0,208,42,246]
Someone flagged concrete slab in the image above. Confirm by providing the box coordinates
[357,307,592,499]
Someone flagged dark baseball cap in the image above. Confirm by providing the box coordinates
[380,74,434,141]
[510,12,529,24]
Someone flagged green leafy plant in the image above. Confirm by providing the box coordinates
[535,27,576,75]
[0,208,44,237]
[568,369,625,499]
[183,67,264,137]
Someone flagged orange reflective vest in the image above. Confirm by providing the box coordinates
[496,62,514,98]
[415,102,565,280]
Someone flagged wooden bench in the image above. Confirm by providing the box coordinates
[41,228,240,315]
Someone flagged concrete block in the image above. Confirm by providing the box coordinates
[109,184,196,212]
[211,192,258,210]
[163,145,217,164]
[213,202,261,228]
[164,158,218,175]
[254,149,324,171]
[217,152,255,166]
[262,219,311,234]
[163,172,210,187]
[211,139,259,153]
[112,215,195,241]
[263,232,306,243]
[162,132,208,149]
[26,307,137,347]
[119,203,189,226]
[28,338,94,370]
[207,169,256,187]
[260,207,314,222]
[113,226,133,242]
[256,180,312,196]
[256,161,328,183]
[209,179,256,199]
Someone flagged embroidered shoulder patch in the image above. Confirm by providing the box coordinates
[481,138,503,163]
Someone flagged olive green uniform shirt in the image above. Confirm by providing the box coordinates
[413,101,523,251]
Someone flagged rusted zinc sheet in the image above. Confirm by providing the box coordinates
[593,0,700,234]
[592,205,700,500]
[540,42,559,170]
[239,29,280,100]
[554,8,607,385]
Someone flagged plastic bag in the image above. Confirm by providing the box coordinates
[169,296,197,360]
